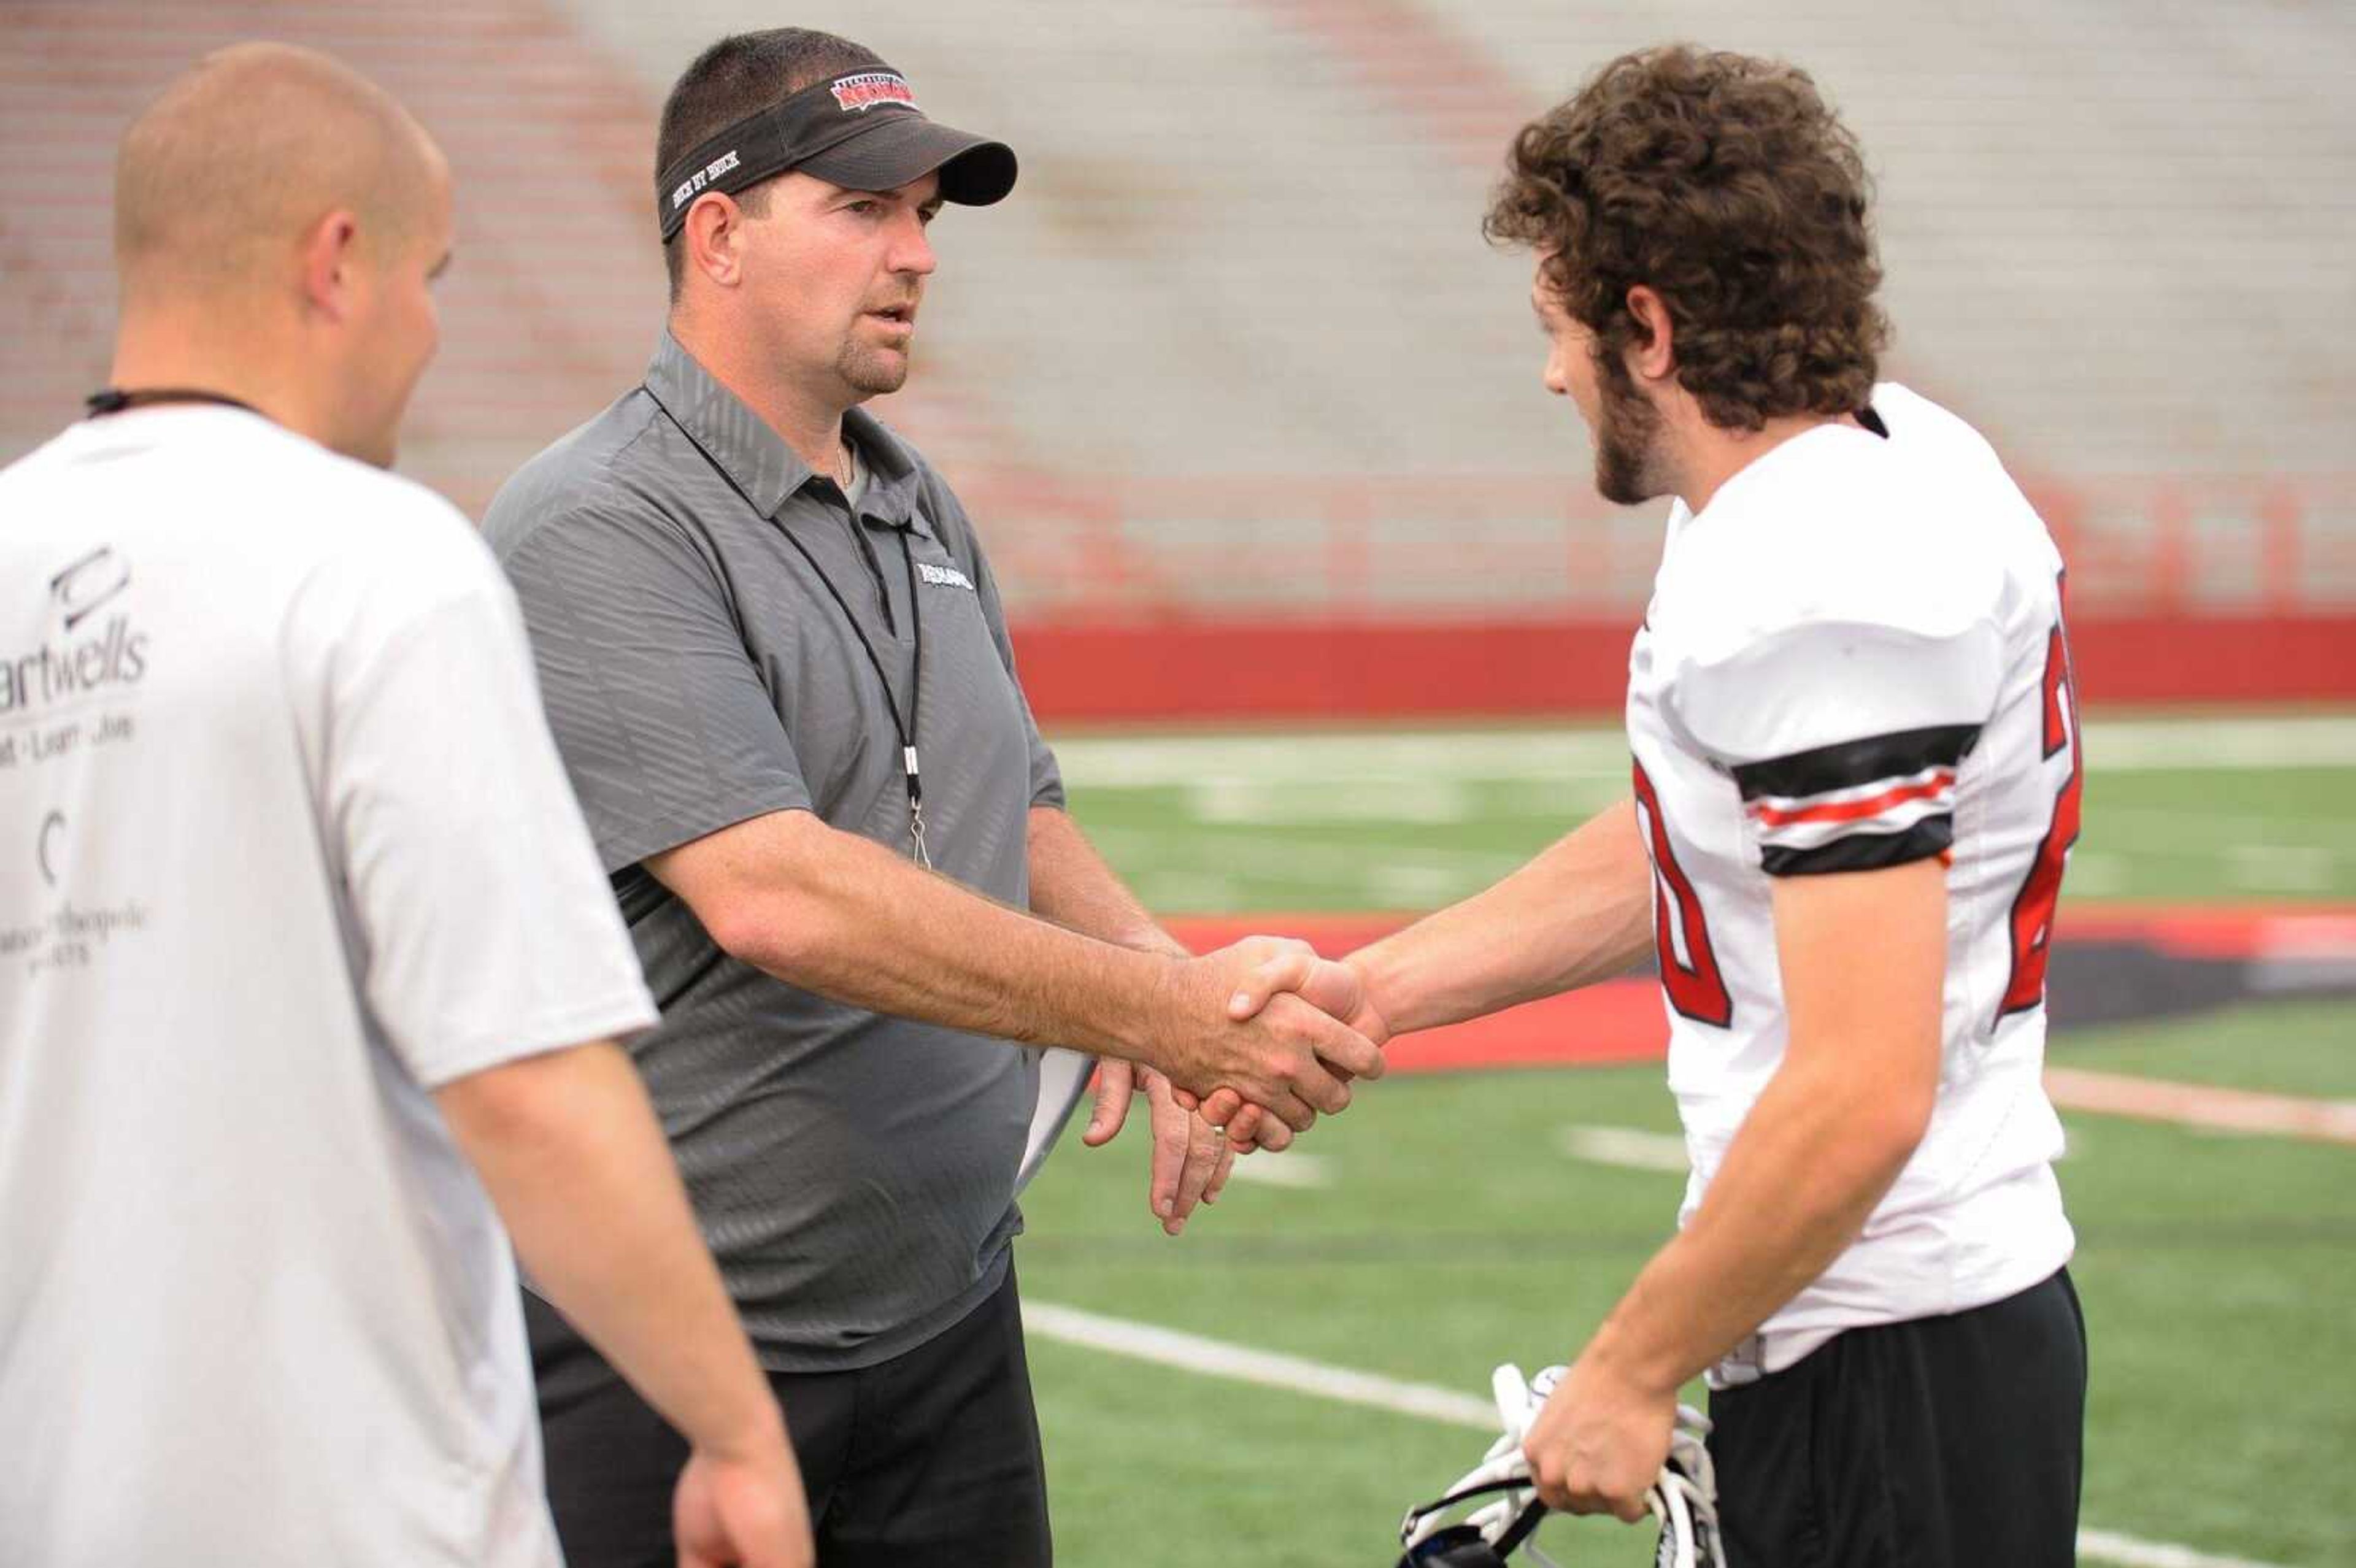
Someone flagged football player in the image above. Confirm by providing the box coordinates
[1218,44,2086,1568]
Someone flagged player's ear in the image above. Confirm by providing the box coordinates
[1623,285,1677,384]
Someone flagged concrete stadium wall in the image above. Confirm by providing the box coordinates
[8,3,2349,723]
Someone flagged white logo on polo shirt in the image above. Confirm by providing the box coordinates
[917,562,975,592]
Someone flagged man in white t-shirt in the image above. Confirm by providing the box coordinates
[1223,46,2085,1568]
[0,44,812,1568]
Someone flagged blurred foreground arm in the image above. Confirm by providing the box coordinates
[436,1043,812,1568]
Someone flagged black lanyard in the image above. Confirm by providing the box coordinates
[645,387,934,869]
[85,387,262,418]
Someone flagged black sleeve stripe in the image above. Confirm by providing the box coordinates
[1733,724,1982,803]
[1759,817,1954,877]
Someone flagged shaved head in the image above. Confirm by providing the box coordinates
[107,42,454,467]
[115,42,445,309]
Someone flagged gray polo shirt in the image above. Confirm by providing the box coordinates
[482,332,1063,1372]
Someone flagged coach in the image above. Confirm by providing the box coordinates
[482,26,1379,1567]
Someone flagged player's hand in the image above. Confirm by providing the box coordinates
[1519,1345,1677,1524]
[1134,939,1385,1140]
[672,1431,815,1568]
[1082,1059,1236,1234]
[1198,943,1393,1151]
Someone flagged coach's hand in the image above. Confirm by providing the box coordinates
[1134,939,1387,1143]
[1520,1345,1676,1524]
[1082,1059,1238,1235]
[1201,943,1393,1153]
[673,1429,815,1568]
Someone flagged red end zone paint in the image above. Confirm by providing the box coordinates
[2057,904,2356,960]
[1369,979,1667,1072]
[1161,904,2356,1076]
[1011,614,2356,721]
[1165,912,1665,1073]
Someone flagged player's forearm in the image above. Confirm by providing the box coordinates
[1350,797,1654,1034]
[435,1043,787,1462]
[1582,1055,1931,1394]
[1590,859,1950,1391]
[1026,805,1190,958]
[689,810,1178,1060]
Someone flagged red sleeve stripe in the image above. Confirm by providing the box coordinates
[1746,769,1957,828]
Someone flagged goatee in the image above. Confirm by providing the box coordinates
[836,343,910,398]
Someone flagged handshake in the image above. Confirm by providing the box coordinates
[1130,936,1394,1155]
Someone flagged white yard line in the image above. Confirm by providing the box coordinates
[1558,1124,1691,1173]
[1368,863,1488,907]
[2063,851,2130,896]
[1022,1302,1494,1428]
[2073,1530,2292,1568]
[1082,823,1525,888]
[2089,716,2356,772]
[1190,775,1479,825]
[2223,844,2339,894]
[1024,1301,2295,1568]
[1052,715,2356,790]
[1131,870,1247,912]
[2045,1067,2356,1145]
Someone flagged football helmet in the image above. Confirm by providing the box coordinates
[1396,1364,1725,1568]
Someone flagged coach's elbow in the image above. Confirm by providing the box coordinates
[699,886,838,981]
[668,813,859,980]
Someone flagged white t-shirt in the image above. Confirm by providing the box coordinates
[1626,384,2077,1386]
[0,408,659,1565]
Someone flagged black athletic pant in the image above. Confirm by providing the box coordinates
[526,1268,1052,1568]
[1707,1268,2086,1567]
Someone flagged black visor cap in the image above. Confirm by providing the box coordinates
[656,68,1017,240]
[802,115,1016,208]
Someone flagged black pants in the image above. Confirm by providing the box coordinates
[1707,1269,2086,1568]
[528,1269,1052,1568]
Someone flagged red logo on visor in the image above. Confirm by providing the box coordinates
[831,72,917,112]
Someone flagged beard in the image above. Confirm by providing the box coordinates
[1591,353,1670,506]
[834,336,910,399]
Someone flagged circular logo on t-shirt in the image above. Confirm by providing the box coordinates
[36,810,67,886]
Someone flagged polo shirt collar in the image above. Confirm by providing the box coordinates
[644,331,933,538]
[842,407,933,539]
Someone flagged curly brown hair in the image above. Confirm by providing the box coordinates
[1485,45,1890,431]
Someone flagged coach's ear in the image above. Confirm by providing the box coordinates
[683,192,749,291]
[1623,285,1677,385]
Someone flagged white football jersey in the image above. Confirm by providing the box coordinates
[1626,383,2078,1385]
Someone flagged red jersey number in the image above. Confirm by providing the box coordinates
[1633,759,1734,1028]
[2001,579,2082,1018]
